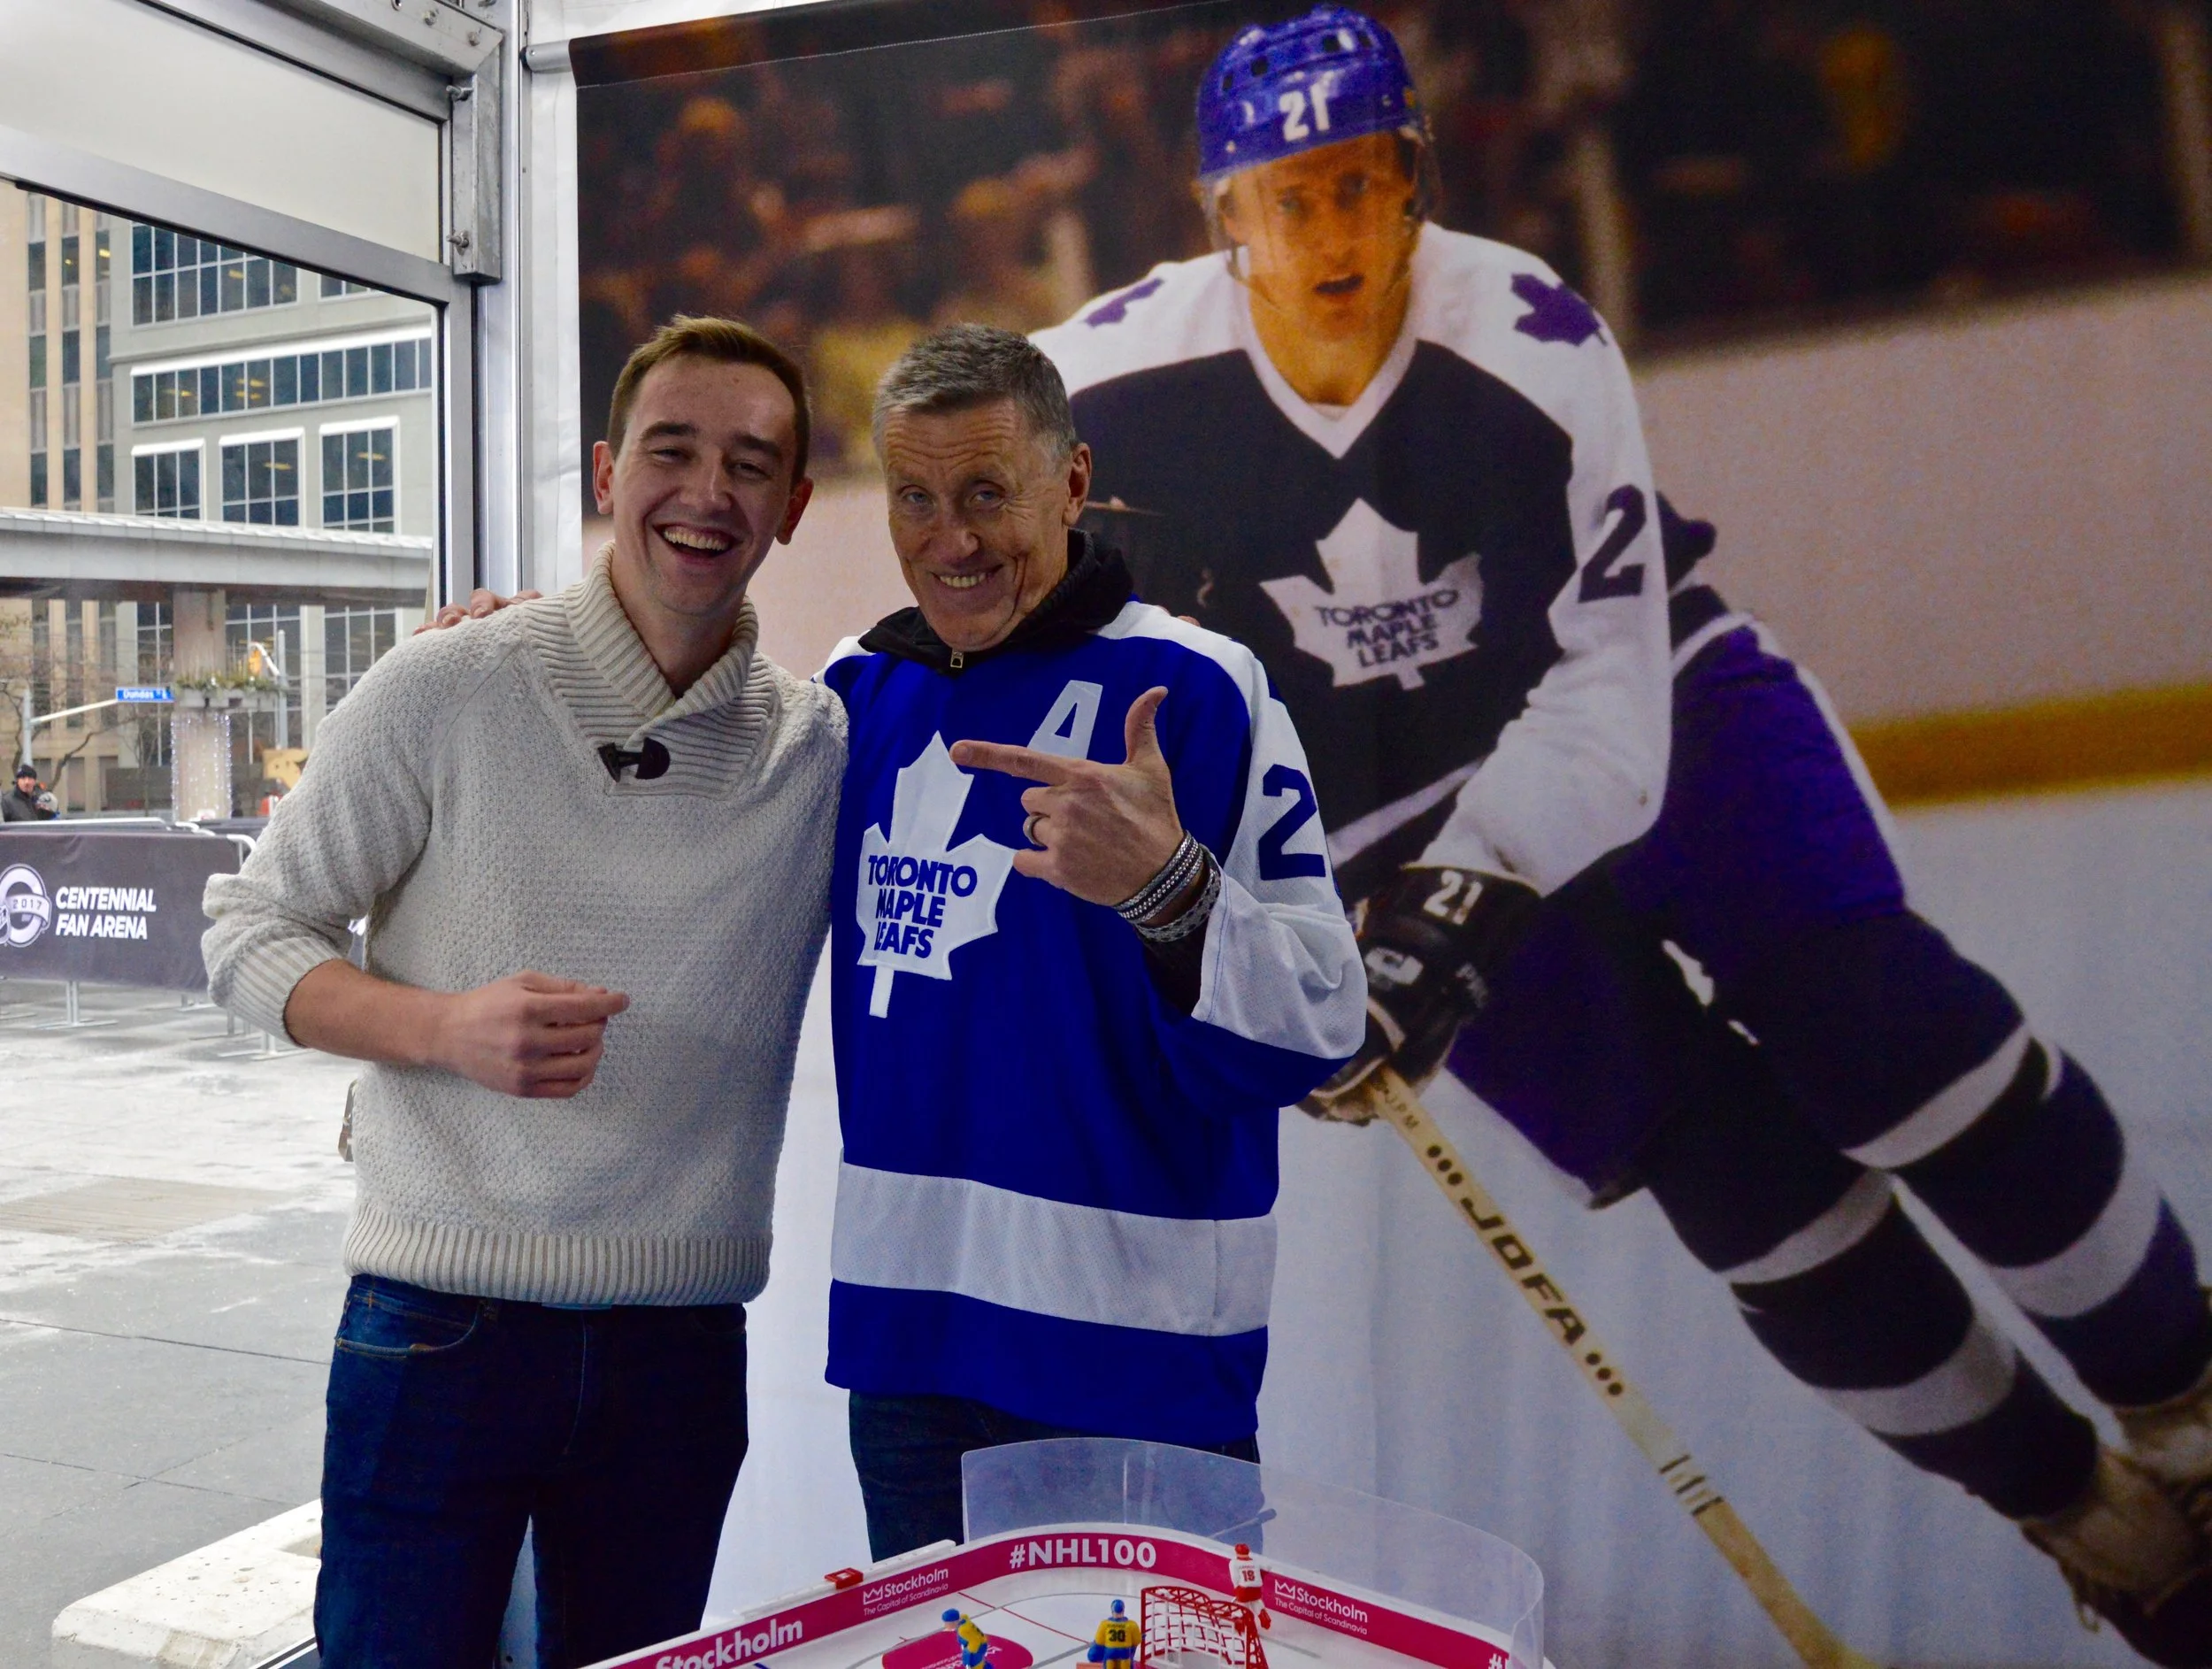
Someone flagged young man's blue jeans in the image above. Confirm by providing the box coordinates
[849,1392,1260,1560]
[316,1274,749,1668]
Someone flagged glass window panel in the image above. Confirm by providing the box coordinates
[199,366,220,413]
[97,444,113,505]
[321,351,342,398]
[299,354,319,403]
[133,374,152,425]
[133,274,151,325]
[134,453,153,511]
[247,359,271,408]
[153,227,173,268]
[322,492,342,525]
[274,357,297,405]
[322,433,342,481]
[370,342,393,394]
[59,236,79,285]
[345,347,367,398]
[274,263,297,304]
[29,336,46,389]
[222,363,246,411]
[26,240,42,290]
[95,325,109,379]
[223,445,245,506]
[29,455,45,506]
[179,451,199,514]
[371,489,393,526]
[63,449,81,504]
[61,331,79,385]
[154,372,175,422]
[247,259,270,310]
[247,443,271,501]
[220,259,244,311]
[132,223,151,272]
[394,347,415,393]
[277,496,299,527]
[371,440,393,486]
[154,271,175,320]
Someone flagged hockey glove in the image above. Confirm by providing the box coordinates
[1302,865,1540,1124]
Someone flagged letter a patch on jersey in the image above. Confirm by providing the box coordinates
[1260,499,1483,690]
[858,735,1018,1016]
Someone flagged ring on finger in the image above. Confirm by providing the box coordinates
[1024,812,1047,848]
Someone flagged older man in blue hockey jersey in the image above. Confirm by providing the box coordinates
[820,323,1364,1557]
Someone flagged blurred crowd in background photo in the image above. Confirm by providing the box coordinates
[575,0,2195,477]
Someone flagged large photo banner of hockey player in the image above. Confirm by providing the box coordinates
[574,5,2212,1665]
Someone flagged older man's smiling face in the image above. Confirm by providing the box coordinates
[880,399,1092,652]
[593,355,810,629]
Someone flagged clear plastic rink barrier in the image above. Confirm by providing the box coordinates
[961,1439,1544,1669]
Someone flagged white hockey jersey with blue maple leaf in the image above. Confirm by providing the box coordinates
[1034,225,1671,904]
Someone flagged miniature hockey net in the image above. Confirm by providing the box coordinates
[1141,1587,1266,1669]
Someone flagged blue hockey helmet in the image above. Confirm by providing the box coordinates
[1196,6,1425,184]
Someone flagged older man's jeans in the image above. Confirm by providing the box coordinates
[849,1392,1260,1561]
[316,1274,748,1669]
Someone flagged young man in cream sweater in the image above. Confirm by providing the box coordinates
[203,318,844,1668]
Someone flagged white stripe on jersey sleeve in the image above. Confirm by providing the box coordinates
[1098,604,1365,1062]
[815,634,870,681]
[832,1160,1276,1337]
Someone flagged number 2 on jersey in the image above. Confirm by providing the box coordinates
[1578,484,1647,602]
[1256,764,1328,880]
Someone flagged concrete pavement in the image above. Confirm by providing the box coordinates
[0,977,355,1668]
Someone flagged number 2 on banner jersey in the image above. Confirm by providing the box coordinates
[1577,484,1647,603]
[1256,764,1327,881]
[1278,73,1336,142]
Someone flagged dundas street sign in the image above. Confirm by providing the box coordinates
[116,687,173,703]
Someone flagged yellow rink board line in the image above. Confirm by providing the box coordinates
[1851,683,2212,806]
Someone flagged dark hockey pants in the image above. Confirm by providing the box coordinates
[1447,619,2211,1520]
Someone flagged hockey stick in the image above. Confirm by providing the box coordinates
[1365,1068,1884,1669]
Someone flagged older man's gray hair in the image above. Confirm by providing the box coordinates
[872,323,1081,463]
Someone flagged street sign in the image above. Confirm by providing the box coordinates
[116,687,173,704]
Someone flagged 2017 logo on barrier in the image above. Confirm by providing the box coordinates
[1,864,53,949]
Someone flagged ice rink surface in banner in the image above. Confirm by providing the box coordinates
[711,777,2212,1669]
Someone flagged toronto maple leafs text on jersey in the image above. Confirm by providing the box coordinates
[819,554,1363,1444]
[1035,226,1671,902]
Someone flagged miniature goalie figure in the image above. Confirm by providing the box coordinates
[943,1611,992,1669]
[1087,1599,1140,1668]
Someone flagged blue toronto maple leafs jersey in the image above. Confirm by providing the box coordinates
[820,598,1363,1443]
[1034,226,1671,903]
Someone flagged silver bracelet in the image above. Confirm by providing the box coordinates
[1114,832,1202,924]
[1134,850,1221,943]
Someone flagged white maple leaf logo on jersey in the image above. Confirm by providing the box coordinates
[857,733,1018,1017]
[1259,499,1483,691]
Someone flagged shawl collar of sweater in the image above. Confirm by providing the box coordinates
[559,543,767,742]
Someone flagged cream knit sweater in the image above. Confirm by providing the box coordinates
[204,554,844,1304]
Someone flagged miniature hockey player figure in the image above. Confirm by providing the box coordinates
[944,1610,993,1669]
[1037,8,2212,1663]
[1227,1544,1269,1648]
[1087,1599,1140,1668]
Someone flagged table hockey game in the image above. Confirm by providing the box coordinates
[586,1441,1548,1669]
